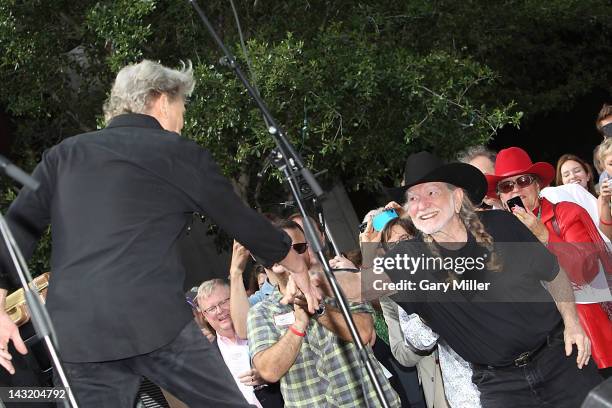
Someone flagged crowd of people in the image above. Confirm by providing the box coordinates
[0,59,610,408]
[183,105,612,408]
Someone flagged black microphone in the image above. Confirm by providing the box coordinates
[0,155,40,190]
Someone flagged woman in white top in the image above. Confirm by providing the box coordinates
[555,153,612,240]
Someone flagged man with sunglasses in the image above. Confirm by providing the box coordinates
[247,219,401,408]
[288,213,330,273]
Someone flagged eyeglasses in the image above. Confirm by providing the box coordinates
[381,235,410,252]
[497,175,537,194]
[358,222,368,233]
[292,242,308,254]
[202,298,230,315]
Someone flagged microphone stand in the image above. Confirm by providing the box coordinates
[312,197,341,257]
[0,171,78,407]
[187,2,390,407]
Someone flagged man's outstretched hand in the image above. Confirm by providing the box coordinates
[0,311,28,375]
[275,249,321,313]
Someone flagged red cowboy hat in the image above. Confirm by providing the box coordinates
[485,147,555,198]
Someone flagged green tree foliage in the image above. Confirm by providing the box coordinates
[11,0,612,272]
[363,0,612,115]
[0,1,520,185]
[188,35,520,207]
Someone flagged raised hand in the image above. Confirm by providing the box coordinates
[277,250,321,313]
[511,205,549,243]
[359,214,382,244]
[0,312,28,375]
[328,255,357,271]
[238,368,265,386]
[230,240,251,278]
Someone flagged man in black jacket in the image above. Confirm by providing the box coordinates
[382,152,601,407]
[0,60,317,407]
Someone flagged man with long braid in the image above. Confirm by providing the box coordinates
[375,151,603,407]
[317,152,606,407]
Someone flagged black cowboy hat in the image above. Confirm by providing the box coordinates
[384,151,488,205]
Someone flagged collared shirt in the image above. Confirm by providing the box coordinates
[216,334,262,408]
[247,289,401,408]
[248,279,275,306]
[0,113,291,362]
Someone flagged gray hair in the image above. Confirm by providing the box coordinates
[456,145,497,164]
[103,60,195,122]
[196,279,230,305]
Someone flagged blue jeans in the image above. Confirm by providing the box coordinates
[472,329,602,407]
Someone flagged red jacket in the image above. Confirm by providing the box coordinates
[540,198,612,286]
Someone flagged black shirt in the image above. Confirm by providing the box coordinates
[385,210,561,366]
[0,114,291,362]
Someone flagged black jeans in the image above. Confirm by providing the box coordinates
[472,330,602,408]
[55,320,254,408]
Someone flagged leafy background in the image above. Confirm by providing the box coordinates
[1,0,610,274]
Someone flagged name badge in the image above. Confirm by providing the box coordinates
[274,312,296,327]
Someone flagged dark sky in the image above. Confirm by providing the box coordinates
[490,88,610,167]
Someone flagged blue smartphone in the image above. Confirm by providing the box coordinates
[372,209,398,232]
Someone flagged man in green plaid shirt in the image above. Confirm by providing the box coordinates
[246,219,401,408]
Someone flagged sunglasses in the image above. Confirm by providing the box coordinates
[497,175,537,194]
[292,242,308,254]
